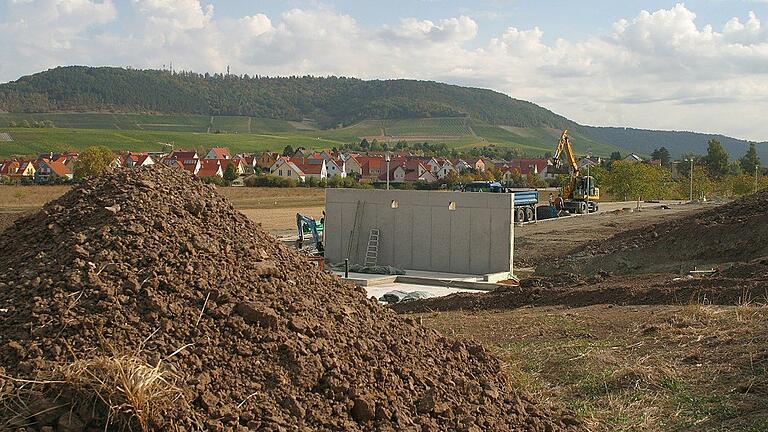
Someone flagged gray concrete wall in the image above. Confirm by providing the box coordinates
[325,189,514,275]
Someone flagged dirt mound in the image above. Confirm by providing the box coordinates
[0,166,576,431]
[544,191,768,275]
[393,271,766,314]
[0,211,25,232]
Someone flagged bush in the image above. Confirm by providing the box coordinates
[244,174,297,188]
[200,175,225,186]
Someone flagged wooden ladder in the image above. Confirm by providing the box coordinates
[364,229,380,267]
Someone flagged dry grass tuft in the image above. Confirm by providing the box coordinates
[50,355,183,431]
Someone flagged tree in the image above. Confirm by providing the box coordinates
[445,170,460,188]
[604,161,670,201]
[223,163,237,185]
[7,121,17,127]
[282,145,294,157]
[704,139,729,178]
[651,147,671,166]
[740,143,761,174]
[609,151,622,162]
[74,146,115,180]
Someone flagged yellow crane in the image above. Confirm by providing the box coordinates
[550,130,600,214]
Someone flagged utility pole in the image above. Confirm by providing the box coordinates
[756,165,760,192]
[686,158,694,201]
[585,149,592,213]
[386,152,391,190]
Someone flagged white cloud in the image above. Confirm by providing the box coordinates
[1,1,768,140]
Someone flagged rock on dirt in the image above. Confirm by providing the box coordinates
[0,166,577,431]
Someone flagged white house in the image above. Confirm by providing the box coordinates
[272,159,306,182]
[453,159,472,173]
[436,161,457,179]
[294,160,327,180]
[326,159,346,178]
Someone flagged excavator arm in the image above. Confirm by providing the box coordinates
[550,130,580,199]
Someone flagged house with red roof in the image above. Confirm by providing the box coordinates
[509,158,552,179]
[257,152,280,170]
[121,152,155,168]
[35,159,73,183]
[220,159,245,176]
[162,150,201,174]
[358,156,386,181]
[294,159,327,180]
[205,147,231,160]
[272,159,305,182]
[0,160,34,183]
[197,159,223,178]
[343,155,362,177]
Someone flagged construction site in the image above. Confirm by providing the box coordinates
[0,149,766,432]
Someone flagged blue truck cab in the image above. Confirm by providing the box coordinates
[461,181,540,222]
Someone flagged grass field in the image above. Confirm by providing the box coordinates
[0,184,326,234]
[0,113,625,158]
[418,304,768,431]
[0,184,324,211]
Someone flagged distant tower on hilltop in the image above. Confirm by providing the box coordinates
[227,65,231,75]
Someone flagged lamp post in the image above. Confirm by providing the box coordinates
[585,148,592,213]
[685,158,694,201]
[385,152,391,190]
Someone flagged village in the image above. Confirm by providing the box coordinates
[0,144,665,187]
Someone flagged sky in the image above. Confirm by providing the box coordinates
[1,1,768,141]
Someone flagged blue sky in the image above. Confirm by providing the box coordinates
[1,1,768,140]
[207,0,767,42]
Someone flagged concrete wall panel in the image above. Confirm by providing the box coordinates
[411,206,432,270]
[449,207,471,274]
[430,209,451,272]
[325,189,513,275]
[469,208,491,274]
[393,207,413,269]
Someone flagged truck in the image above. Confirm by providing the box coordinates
[461,181,539,222]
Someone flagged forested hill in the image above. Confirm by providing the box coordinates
[585,126,768,162]
[0,66,578,130]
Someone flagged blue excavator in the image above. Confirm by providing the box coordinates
[296,213,324,253]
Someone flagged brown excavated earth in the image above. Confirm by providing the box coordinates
[396,189,768,315]
[0,166,577,431]
[542,188,768,276]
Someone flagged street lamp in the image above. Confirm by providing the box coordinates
[385,152,391,190]
[685,158,694,201]
[585,148,592,213]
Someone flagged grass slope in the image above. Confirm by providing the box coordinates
[0,113,624,158]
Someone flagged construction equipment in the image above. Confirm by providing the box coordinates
[462,181,539,222]
[296,213,324,253]
[551,130,600,214]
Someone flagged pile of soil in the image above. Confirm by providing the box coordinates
[544,190,768,275]
[0,166,576,431]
